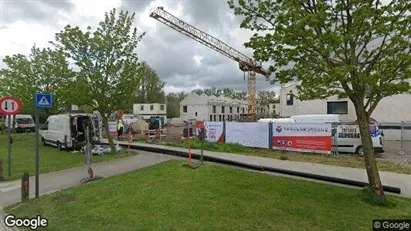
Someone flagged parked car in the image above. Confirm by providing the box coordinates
[5,114,35,133]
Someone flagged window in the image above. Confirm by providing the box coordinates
[230,107,232,113]
[221,106,225,113]
[286,94,294,105]
[210,115,212,121]
[195,112,198,117]
[219,115,222,121]
[140,105,144,111]
[183,106,187,113]
[327,101,348,114]
[213,105,216,113]
[160,104,165,110]
[237,107,240,113]
[150,105,154,111]
[222,115,225,121]
[242,108,245,113]
[213,115,216,121]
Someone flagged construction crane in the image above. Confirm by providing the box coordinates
[149,6,272,121]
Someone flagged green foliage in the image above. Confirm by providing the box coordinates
[228,0,411,201]
[166,91,187,118]
[228,0,411,115]
[0,45,74,115]
[135,61,166,103]
[257,90,278,104]
[50,8,145,151]
[52,8,145,114]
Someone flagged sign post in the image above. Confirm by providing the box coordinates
[0,96,23,177]
[35,93,53,199]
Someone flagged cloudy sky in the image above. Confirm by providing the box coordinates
[0,0,280,94]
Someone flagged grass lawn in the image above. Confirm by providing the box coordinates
[161,139,411,175]
[0,133,135,181]
[5,160,411,231]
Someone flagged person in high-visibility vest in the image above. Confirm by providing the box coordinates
[117,119,124,141]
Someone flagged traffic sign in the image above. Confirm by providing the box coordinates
[35,93,52,108]
[0,96,23,116]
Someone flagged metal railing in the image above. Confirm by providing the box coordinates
[378,121,411,155]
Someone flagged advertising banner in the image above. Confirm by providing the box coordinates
[108,121,117,136]
[272,123,332,154]
[226,122,269,148]
[204,121,224,143]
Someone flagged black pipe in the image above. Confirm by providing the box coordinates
[103,142,402,194]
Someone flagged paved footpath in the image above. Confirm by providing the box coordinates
[0,151,180,230]
[106,139,411,199]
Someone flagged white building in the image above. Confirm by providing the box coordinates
[179,93,273,121]
[133,103,167,120]
[179,93,247,121]
[278,83,411,123]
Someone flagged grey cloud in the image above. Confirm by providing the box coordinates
[1,0,74,25]
[120,0,152,13]
[133,0,271,93]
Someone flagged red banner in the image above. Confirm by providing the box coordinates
[272,136,332,153]
[196,121,205,129]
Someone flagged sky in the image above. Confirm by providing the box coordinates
[0,0,281,94]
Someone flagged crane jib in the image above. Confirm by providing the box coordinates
[150,6,271,121]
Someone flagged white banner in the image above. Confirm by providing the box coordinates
[204,121,224,143]
[226,122,269,148]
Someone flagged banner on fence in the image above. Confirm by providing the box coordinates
[272,123,332,154]
[226,122,269,148]
[204,121,224,143]
[108,122,117,136]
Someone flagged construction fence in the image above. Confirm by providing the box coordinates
[378,121,411,155]
[188,121,410,155]
[102,120,411,155]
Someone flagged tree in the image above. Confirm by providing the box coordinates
[232,91,247,100]
[191,89,204,95]
[204,87,223,97]
[135,61,165,103]
[228,0,411,203]
[222,87,235,98]
[257,90,278,105]
[0,45,74,116]
[52,8,145,152]
[166,91,187,118]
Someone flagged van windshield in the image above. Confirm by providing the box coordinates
[16,118,34,124]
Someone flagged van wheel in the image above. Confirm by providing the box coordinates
[57,141,62,151]
[41,137,47,146]
[356,146,364,155]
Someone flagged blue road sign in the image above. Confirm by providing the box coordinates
[35,93,53,108]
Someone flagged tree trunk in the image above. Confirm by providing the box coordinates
[354,101,386,203]
[101,112,116,153]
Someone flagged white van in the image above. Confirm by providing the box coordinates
[290,114,384,154]
[41,114,100,151]
[334,124,383,154]
[5,114,36,133]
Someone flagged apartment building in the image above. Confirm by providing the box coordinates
[179,93,270,121]
[133,103,167,120]
[278,82,411,123]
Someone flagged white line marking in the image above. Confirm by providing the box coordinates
[0,184,20,192]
